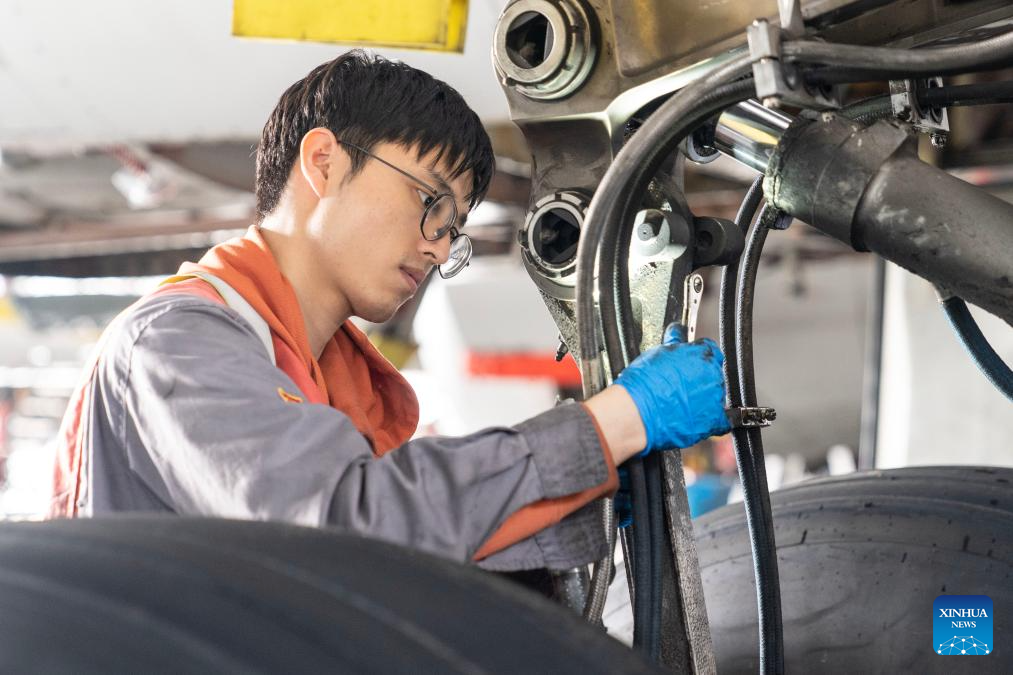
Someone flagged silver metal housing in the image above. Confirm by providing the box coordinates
[493,0,597,100]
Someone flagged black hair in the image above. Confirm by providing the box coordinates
[254,50,495,223]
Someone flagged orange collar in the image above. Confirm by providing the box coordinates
[178,226,419,453]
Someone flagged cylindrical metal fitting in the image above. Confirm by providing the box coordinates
[713,99,793,173]
[493,0,597,100]
[519,191,588,299]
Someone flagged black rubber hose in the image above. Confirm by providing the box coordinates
[940,296,1013,401]
[720,177,765,409]
[602,80,757,371]
[919,81,1013,108]
[730,422,781,665]
[840,83,1013,126]
[805,68,932,86]
[839,95,893,125]
[575,28,1013,668]
[573,51,755,665]
[718,183,771,675]
[584,77,756,663]
[629,459,654,651]
[807,64,1013,86]
[608,80,757,663]
[734,205,792,675]
[783,29,1013,75]
[737,209,777,409]
[578,55,755,367]
[644,452,665,662]
[571,72,756,650]
[620,525,636,600]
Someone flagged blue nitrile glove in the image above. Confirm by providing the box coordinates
[614,466,633,528]
[615,322,731,455]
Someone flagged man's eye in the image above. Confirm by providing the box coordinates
[417,189,435,208]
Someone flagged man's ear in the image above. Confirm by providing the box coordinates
[298,128,343,200]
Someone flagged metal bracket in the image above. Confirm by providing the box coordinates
[747,19,838,111]
[889,77,950,144]
[726,406,777,428]
[777,0,805,39]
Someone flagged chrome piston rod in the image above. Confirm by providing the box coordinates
[713,99,792,173]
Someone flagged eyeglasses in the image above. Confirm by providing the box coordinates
[336,140,472,279]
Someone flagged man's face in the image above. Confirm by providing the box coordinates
[308,141,473,324]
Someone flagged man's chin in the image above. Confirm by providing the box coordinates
[354,300,405,325]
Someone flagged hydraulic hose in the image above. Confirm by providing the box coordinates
[600,78,756,664]
[734,206,793,675]
[570,55,755,662]
[604,78,759,368]
[940,296,1013,401]
[919,81,1013,108]
[575,52,755,370]
[720,177,765,409]
[643,452,665,662]
[839,95,894,125]
[840,82,1013,126]
[620,527,636,600]
[737,209,776,410]
[721,190,786,674]
[582,498,616,622]
[717,178,785,675]
[629,459,654,651]
[783,29,1013,75]
[570,25,1013,670]
[573,52,756,667]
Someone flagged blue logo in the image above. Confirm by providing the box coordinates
[934,595,992,656]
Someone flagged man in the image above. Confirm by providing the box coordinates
[50,51,730,570]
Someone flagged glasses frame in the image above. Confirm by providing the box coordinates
[336,140,471,278]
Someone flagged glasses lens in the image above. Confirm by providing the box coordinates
[439,234,472,278]
[422,194,457,240]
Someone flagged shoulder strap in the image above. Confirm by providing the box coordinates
[162,272,276,366]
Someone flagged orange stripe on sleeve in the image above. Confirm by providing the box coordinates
[472,403,619,561]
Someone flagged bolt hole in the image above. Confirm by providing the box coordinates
[532,207,580,266]
[506,11,554,70]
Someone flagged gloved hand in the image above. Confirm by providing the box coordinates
[615,322,731,455]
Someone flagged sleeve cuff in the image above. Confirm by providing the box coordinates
[477,499,609,571]
[475,403,619,571]
[515,402,611,498]
[580,402,619,496]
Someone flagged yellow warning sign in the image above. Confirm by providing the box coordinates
[233,0,469,53]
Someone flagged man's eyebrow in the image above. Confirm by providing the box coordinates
[425,167,453,195]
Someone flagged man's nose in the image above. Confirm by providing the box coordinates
[419,231,452,265]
